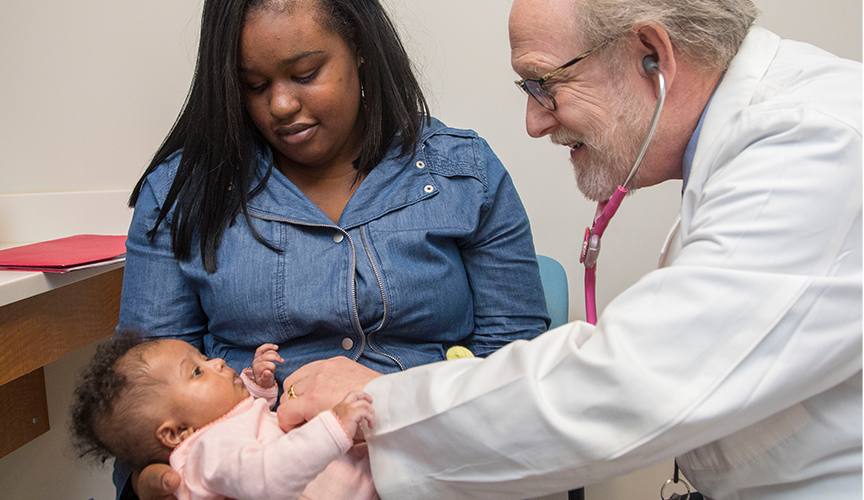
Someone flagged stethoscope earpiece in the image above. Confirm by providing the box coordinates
[642,55,660,75]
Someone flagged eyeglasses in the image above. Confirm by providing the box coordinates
[514,41,609,111]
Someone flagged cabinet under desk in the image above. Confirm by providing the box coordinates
[0,264,123,458]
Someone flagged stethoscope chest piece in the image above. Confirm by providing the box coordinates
[579,227,601,269]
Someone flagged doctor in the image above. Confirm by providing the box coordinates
[138,0,862,499]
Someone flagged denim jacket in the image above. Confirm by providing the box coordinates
[119,117,550,380]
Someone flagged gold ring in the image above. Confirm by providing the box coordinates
[286,384,297,399]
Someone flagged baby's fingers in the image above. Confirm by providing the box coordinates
[340,391,373,405]
[346,400,375,424]
[259,369,275,387]
[254,343,284,362]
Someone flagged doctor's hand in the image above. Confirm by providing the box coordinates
[135,463,180,500]
[277,356,382,432]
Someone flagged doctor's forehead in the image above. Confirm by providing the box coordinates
[509,0,582,74]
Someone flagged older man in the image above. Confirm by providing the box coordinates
[140,0,861,499]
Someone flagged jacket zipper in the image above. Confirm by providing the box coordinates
[250,212,410,370]
[359,226,404,370]
[250,214,368,360]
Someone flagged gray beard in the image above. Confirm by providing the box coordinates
[554,79,654,202]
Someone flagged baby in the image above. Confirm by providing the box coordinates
[70,333,378,500]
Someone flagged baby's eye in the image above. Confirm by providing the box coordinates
[193,367,202,376]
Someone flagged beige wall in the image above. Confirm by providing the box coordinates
[0,1,859,498]
[0,0,202,194]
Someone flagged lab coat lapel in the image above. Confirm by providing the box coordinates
[688,27,781,191]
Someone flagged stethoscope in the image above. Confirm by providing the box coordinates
[576,56,693,500]
[580,56,666,325]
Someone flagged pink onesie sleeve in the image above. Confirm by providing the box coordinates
[240,368,278,408]
[174,400,353,500]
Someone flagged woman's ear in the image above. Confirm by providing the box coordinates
[634,23,677,91]
[156,421,195,449]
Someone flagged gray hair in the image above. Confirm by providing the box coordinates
[576,0,760,71]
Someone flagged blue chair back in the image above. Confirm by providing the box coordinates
[536,255,569,329]
[536,256,581,499]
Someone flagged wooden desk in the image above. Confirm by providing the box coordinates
[0,264,123,458]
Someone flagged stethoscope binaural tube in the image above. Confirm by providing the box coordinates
[580,56,667,325]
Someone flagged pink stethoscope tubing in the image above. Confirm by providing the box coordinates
[580,61,666,325]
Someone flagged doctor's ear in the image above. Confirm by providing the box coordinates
[634,23,677,88]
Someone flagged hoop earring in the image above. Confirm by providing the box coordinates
[358,56,366,101]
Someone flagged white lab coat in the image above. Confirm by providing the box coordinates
[363,27,862,500]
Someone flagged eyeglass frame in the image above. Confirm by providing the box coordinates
[514,39,613,111]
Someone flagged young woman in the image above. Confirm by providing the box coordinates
[119,0,549,497]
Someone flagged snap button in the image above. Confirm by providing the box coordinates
[415,160,425,169]
[424,185,434,193]
[341,337,354,350]
[333,232,344,243]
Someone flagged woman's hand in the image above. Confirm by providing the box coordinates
[135,463,181,500]
[277,356,382,432]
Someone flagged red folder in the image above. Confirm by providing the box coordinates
[0,234,127,273]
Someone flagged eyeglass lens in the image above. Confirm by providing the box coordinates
[524,79,555,110]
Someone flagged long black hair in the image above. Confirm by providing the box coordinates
[130,0,430,272]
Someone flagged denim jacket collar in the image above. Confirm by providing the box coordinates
[247,117,448,229]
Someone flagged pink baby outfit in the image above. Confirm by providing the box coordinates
[169,369,378,500]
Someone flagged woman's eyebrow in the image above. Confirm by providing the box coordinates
[239,50,325,73]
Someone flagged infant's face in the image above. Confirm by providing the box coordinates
[145,339,250,431]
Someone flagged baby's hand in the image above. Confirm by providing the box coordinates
[252,343,283,388]
[332,392,374,443]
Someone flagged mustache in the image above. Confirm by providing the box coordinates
[550,129,583,147]
[550,128,604,152]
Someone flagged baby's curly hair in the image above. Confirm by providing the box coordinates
[69,330,171,470]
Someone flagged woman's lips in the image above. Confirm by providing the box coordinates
[275,123,316,145]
